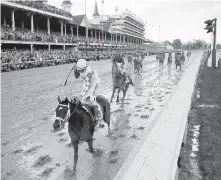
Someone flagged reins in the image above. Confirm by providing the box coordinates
[55,101,80,125]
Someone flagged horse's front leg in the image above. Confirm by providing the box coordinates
[116,88,120,103]
[110,86,117,103]
[123,84,130,102]
[87,139,95,154]
[72,139,79,173]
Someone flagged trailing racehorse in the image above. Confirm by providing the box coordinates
[175,53,182,72]
[134,57,142,74]
[156,53,160,66]
[158,53,165,67]
[181,53,185,65]
[167,53,172,67]
[127,55,133,65]
[110,55,134,103]
[53,95,110,174]
[187,51,191,58]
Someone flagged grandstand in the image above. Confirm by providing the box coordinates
[0,0,166,72]
[1,0,142,51]
[91,2,145,46]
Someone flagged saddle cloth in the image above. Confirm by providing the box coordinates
[81,101,102,120]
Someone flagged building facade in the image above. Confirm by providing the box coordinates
[91,2,145,45]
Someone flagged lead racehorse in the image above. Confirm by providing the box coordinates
[53,95,110,174]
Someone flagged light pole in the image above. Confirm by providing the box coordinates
[204,18,217,68]
[102,0,104,45]
[85,0,86,15]
[85,0,87,42]
[161,27,163,43]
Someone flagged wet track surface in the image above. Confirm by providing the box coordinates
[1,52,200,180]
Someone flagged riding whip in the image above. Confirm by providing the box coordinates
[64,63,76,86]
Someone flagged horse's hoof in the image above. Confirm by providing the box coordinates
[64,166,76,177]
[71,169,76,176]
[92,148,103,157]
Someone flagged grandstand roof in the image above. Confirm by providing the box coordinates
[73,15,92,28]
[61,0,73,6]
[90,23,113,33]
[103,23,113,33]
[91,24,102,31]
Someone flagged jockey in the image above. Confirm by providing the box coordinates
[74,59,100,122]
[181,52,185,62]
[168,52,172,65]
[114,55,134,85]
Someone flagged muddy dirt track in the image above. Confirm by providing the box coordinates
[1,52,201,180]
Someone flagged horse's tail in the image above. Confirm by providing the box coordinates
[96,95,110,127]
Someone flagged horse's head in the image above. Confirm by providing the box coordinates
[112,54,124,65]
[127,55,133,62]
[53,96,75,131]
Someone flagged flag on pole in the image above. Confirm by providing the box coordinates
[102,0,104,4]
[116,7,118,11]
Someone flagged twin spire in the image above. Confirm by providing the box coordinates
[93,1,100,16]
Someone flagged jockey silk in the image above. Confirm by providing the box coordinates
[116,62,126,74]
[80,66,100,101]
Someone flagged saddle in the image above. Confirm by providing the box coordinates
[81,101,102,123]
[81,103,96,117]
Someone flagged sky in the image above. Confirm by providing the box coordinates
[48,0,221,44]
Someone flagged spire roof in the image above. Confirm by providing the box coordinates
[93,1,100,16]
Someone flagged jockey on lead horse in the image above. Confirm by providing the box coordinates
[74,59,100,122]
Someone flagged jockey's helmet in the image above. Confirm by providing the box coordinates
[76,59,87,71]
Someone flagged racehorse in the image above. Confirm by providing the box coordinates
[134,57,142,74]
[140,53,145,69]
[167,53,172,66]
[187,51,191,58]
[127,55,133,65]
[53,95,110,174]
[181,53,185,65]
[110,55,134,103]
[175,53,182,71]
[158,53,165,67]
[156,53,160,66]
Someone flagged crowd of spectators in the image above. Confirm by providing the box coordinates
[1,47,146,72]
[1,25,86,44]
[1,25,139,48]
[10,0,72,18]
[1,48,121,72]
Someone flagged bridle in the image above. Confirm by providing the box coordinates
[55,100,80,129]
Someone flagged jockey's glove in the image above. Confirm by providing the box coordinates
[89,96,96,102]
[77,95,83,102]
